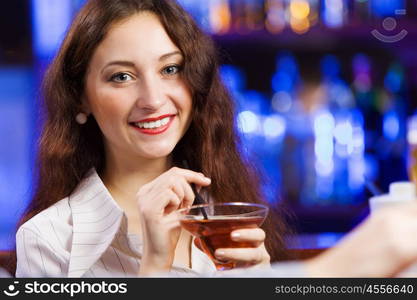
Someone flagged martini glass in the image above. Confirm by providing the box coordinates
[178,202,268,270]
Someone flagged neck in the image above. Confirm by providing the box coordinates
[101,148,173,205]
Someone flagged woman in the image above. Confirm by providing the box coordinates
[16,0,417,278]
[15,0,287,277]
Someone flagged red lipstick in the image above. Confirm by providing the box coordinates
[130,114,175,135]
[135,114,174,123]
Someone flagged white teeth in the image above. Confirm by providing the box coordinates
[134,116,171,129]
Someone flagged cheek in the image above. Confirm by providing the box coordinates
[181,92,193,126]
[170,82,193,118]
[89,88,131,124]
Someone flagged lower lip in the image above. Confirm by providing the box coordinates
[131,116,175,135]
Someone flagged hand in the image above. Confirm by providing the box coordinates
[136,167,211,276]
[214,228,271,269]
[305,203,417,277]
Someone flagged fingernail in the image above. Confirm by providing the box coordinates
[231,232,240,240]
[204,177,211,183]
[215,250,225,258]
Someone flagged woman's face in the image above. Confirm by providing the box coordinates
[84,12,192,162]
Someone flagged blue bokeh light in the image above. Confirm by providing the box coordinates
[384,64,404,94]
[263,115,286,140]
[272,52,299,93]
[237,110,261,134]
[323,0,345,28]
[407,114,417,145]
[177,0,210,31]
[370,0,405,17]
[220,64,246,93]
[314,111,335,137]
[32,0,72,58]
[383,110,400,141]
[321,55,341,79]
[334,121,353,145]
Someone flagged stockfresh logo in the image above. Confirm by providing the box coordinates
[3,281,20,297]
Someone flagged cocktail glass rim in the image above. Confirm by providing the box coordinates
[177,201,269,218]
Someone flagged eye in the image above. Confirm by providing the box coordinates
[110,72,133,83]
[162,65,181,76]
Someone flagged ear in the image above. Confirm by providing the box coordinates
[80,93,91,115]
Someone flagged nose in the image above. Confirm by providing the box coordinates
[135,74,166,112]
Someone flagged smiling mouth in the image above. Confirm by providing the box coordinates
[130,114,176,135]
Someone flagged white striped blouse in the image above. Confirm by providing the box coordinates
[15,169,217,277]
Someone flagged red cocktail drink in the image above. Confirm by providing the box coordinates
[178,202,268,270]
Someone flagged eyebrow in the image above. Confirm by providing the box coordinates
[159,51,182,61]
[101,51,183,73]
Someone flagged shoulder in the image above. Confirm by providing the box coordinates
[15,197,74,277]
[18,197,72,233]
[17,197,73,256]
[17,168,100,238]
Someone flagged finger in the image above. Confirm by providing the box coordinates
[214,247,265,265]
[169,167,211,186]
[231,228,266,246]
[163,189,182,215]
[180,179,196,208]
[162,213,181,230]
[170,180,185,201]
[166,178,196,209]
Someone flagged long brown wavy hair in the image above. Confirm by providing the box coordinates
[19,0,292,262]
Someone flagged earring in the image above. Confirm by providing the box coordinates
[75,112,88,124]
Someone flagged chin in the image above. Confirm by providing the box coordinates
[140,151,172,160]
[138,143,177,160]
